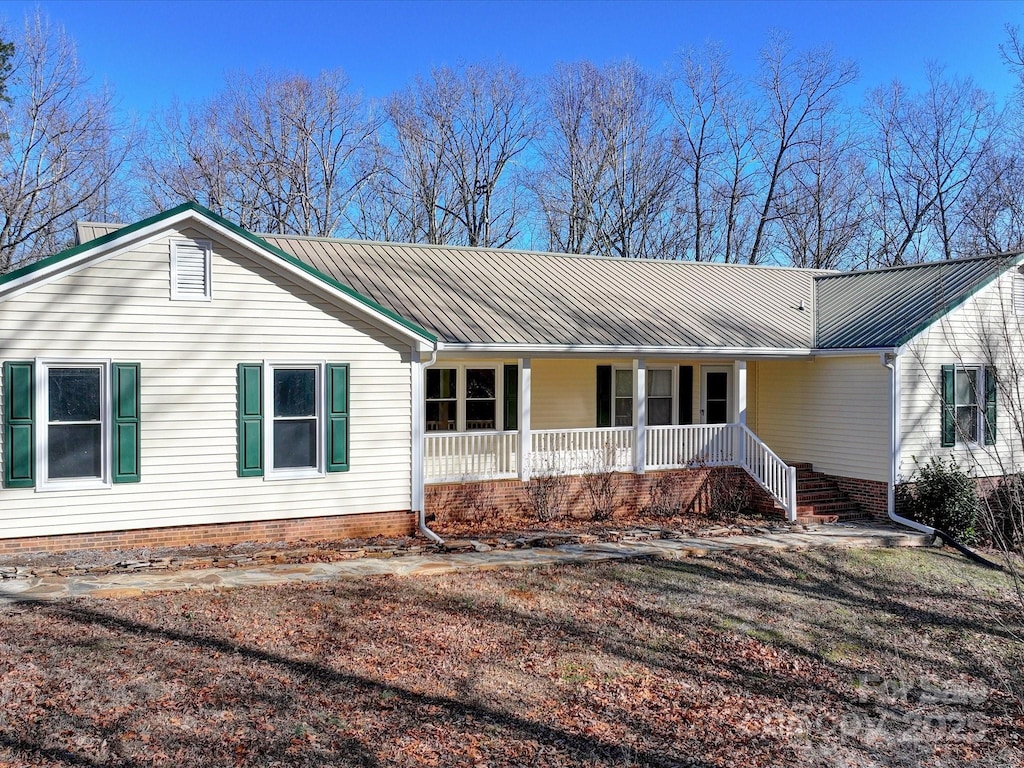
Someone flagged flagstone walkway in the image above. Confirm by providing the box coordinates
[0,524,932,602]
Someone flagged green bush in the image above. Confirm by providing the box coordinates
[896,456,979,543]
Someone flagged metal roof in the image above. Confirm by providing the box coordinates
[77,218,1022,352]
[814,254,1024,349]
[250,234,819,349]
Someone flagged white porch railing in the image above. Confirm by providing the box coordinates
[423,423,796,520]
[646,424,735,468]
[737,424,797,520]
[531,426,634,475]
[423,430,518,483]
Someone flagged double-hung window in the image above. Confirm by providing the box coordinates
[236,361,349,479]
[465,369,497,430]
[426,368,458,431]
[2,360,141,490]
[271,366,320,474]
[647,368,674,426]
[45,365,105,484]
[425,366,500,432]
[941,364,996,447]
[614,369,633,427]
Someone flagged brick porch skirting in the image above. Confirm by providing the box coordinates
[426,467,776,531]
[0,510,416,555]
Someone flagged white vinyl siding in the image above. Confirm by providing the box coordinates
[170,239,211,300]
[900,271,1024,479]
[0,225,412,540]
[754,356,889,483]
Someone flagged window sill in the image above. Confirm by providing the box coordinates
[264,469,326,482]
[37,479,112,493]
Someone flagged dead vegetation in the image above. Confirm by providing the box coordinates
[0,547,1021,767]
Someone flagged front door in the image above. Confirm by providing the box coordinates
[701,366,731,424]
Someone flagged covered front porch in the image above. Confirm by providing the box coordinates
[413,356,799,520]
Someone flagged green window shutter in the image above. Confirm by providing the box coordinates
[237,363,264,477]
[678,365,694,425]
[3,361,35,488]
[111,363,141,483]
[984,366,997,446]
[326,363,350,472]
[596,365,612,427]
[940,364,955,447]
[503,364,518,431]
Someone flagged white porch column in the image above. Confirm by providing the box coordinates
[518,358,532,481]
[634,358,646,474]
[411,349,425,513]
[733,359,747,425]
[733,359,747,468]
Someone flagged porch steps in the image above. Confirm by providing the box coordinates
[785,463,869,524]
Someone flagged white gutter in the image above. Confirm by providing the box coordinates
[436,343,898,359]
[413,345,443,545]
[883,352,934,535]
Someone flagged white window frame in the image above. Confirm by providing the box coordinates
[613,366,634,427]
[646,366,676,427]
[36,358,112,492]
[264,361,326,480]
[170,238,213,301]
[953,365,984,445]
[424,364,504,432]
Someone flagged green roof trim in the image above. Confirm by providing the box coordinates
[0,201,436,343]
[0,202,198,289]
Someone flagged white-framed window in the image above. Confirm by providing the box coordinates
[426,368,458,432]
[170,238,212,300]
[647,367,674,426]
[37,360,110,490]
[465,368,497,430]
[614,368,633,427]
[265,363,324,479]
[954,366,981,443]
[425,365,502,432]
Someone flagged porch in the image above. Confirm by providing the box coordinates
[413,357,800,520]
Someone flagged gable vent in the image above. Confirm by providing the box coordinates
[171,239,211,300]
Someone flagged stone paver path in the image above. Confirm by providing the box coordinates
[0,524,932,602]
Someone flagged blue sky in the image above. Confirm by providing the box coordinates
[3,0,1023,114]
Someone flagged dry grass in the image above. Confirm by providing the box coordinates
[0,547,1021,767]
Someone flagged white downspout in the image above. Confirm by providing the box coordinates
[413,345,443,545]
[883,352,934,536]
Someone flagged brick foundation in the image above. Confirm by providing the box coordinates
[0,510,416,555]
[831,475,889,519]
[426,467,776,532]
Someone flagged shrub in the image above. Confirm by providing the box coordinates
[897,456,979,543]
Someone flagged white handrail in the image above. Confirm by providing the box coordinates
[737,423,797,521]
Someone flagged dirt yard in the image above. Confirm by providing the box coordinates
[0,547,1021,767]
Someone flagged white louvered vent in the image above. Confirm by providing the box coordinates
[1015,271,1024,317]
[171,239,211,300]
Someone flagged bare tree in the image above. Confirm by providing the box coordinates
[533,60,680,259]
[532,61,615,255]
[666,42,736,262]
[383,62,536,248]
[747,33,858,265]
[143,69,380,237]
[775,114,869,269]
[0,11,137,270]
[864,66,999,266]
